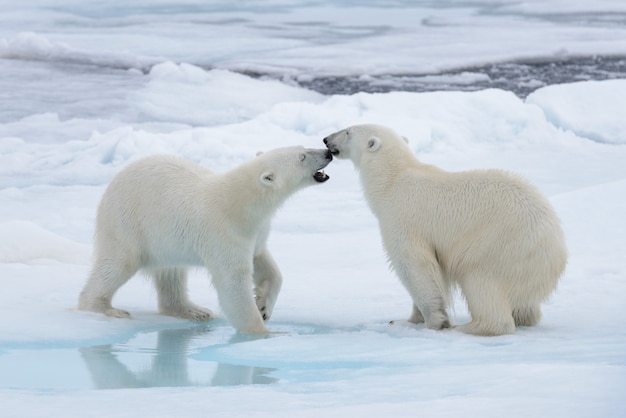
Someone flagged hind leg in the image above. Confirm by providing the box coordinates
[78,255,138,318]
[152,268,215,321]
[456,277,515,336]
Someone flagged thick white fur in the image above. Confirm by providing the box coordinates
[324,124,567,336]
[78,146,332,334]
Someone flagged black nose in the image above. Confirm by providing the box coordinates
[323,137,328,145]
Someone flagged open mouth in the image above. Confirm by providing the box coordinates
[313,170,330,183]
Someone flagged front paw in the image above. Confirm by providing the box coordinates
[425,310,451,330]
[254,295,271,321]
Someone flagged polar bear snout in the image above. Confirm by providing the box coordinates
[323,127,355,159]
[323,134,341,157]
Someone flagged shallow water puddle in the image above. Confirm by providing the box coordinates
[0,322,379,391]
[0,324,280,390]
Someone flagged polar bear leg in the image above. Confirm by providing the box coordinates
[78,255,139,318]
[211,259,269,334]
[457,276,516,336]
[252,249,283,321]
[215,275,269,334]
[393,254,451,330]
[403,285,450,331]
[152,267,215,321]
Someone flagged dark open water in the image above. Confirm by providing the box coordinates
[261,55,626,97]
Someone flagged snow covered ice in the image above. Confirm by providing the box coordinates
[1,1,625,417]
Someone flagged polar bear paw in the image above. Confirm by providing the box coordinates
[455,319,515,336]
[254,295,272,321]
[426,310,451,330]
[390,310,451,331]
[104,307,132,319]
[160,303,216,322]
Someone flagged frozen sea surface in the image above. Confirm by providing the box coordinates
[2,0,626,116]
[1,1,626,417]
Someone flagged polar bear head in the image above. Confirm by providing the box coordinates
[323,124,410,167]
[254,146,333,191]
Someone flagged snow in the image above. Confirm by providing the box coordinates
[1,1,625,417]
[526,80,626,145]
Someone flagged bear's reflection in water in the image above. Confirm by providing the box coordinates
[79,326,277,389]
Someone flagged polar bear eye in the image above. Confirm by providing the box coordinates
[299,153,306,162]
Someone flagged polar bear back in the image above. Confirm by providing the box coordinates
[95,155,237,268]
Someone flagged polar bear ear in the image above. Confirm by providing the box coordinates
[260,171,275,186]
[367,136,381,152]
[256,151,264,157]
[402,136,409,144]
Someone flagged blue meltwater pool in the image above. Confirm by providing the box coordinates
[0,324,280,390]
[0,321,379,391]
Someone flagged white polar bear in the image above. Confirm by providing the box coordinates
[324,124,567,336]
[78,146,333,334]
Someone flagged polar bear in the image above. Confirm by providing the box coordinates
[324,124,567,336]
[78,146,333,334]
